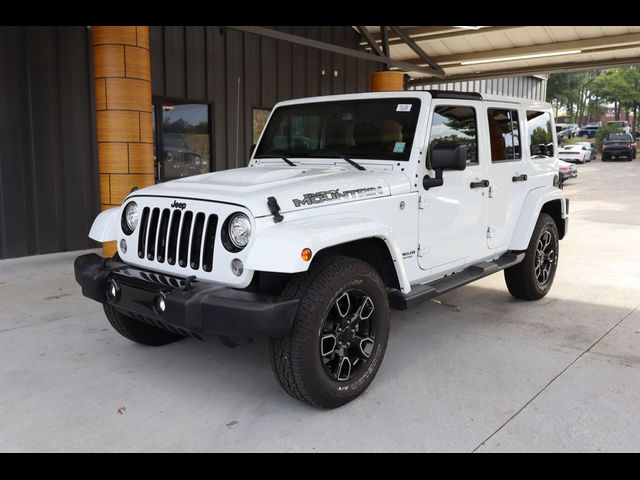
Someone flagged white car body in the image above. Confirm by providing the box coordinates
[89,91,568,295]
[558,144,590,163]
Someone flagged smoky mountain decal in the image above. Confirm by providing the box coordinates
[292,186,385,208]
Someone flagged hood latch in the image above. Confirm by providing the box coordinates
[267,196,284,223]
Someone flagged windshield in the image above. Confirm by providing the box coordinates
[254,98,421,161]
[608,134,632,141]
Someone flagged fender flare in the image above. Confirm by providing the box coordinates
[509,187,567,251]
[89,207,120,242]
[244,214,411,293]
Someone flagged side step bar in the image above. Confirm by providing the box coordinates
[389,252,525,310]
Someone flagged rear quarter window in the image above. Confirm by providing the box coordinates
[526,110,554,158]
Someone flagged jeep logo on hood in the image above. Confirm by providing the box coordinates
[292,186,384,207]
[171,200,187,210]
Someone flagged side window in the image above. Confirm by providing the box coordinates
[526,110,554,158]
[428,106,478,164]
[487,108,521,161]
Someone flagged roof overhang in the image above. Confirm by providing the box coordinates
[224,26,640,84]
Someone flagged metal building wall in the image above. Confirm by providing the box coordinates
[149,26,377,172]
[0,26,99,260]
[0,26,376,259]
[411,75,548,101]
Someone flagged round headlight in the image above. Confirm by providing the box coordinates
[228,213,251,249]
[124,201,139,233]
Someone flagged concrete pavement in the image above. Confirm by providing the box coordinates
[1,158,639,452]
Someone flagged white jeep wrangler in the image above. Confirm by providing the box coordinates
[75,90,569,408]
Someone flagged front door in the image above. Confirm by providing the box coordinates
[418,101,490,278]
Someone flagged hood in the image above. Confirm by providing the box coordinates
[129,165,412,217]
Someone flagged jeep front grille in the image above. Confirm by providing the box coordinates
[137,207,218,272]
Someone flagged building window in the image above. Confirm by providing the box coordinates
[252,107,271,145]
[526,110,554,158]
[428,106,478,164]
[152,99,213,182]
[487,109,521,161]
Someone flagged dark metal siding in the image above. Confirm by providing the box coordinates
[0,26,99,259]
[149,26,377,172]
[412,75,548,101]
[0,25,375,259]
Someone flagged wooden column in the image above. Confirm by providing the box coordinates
[370,71,405,92]
[92,26,154,257]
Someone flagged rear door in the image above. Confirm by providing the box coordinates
[485,104,530,250]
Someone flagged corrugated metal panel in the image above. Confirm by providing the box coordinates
[150,26,377,172]
[411,74,547,101]
[0,26,99,259]
[0,25,376,259]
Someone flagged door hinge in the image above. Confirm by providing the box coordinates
[487,226,496,239]
[418,195,424,210]
[417,243,428,257]
[488,186,494,198]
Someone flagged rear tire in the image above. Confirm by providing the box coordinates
[269,256,390,409]
[504,213,559,301]
[103,304,184,346]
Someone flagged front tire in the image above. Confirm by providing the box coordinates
[504,213,559,301]
[269,256,390,409]
[103,304,184,346]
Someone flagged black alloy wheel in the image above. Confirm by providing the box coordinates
[320,289,376,382]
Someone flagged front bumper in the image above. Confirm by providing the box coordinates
[74,253,298,339]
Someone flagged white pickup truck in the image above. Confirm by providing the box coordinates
[75,90,569,408]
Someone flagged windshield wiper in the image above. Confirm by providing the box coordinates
[309,151,366,171]
[254,154,295,167]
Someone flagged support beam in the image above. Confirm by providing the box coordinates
[225,26,445,77]
[388,26,444,76]
[380,26,390,70]
[362,26,522,47]
[355,26,382,57]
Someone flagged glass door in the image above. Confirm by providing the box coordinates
[153,99,213,182]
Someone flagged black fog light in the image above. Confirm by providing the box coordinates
[154,293,167,314]
[106,278,120,301]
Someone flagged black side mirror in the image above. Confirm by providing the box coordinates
[423,143,467,190]
[546,143,555,156]
[430,143,467,171]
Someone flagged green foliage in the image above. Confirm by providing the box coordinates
[594,123,622,150]
[531,126,552,146]
[591,68,640,110]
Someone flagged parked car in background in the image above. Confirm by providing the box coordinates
[567,124,580,136]
[606,120,632,136]
[602,133,637,161]
[558,159,577,182]
[579,124,600,138]
[558,144,591,163]
[575,141,597,161]
[556,124,574,140]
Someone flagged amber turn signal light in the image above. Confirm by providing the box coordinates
[301,248,313,262]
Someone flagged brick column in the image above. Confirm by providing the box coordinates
[92,26,154,257]
[370,71,405,92]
